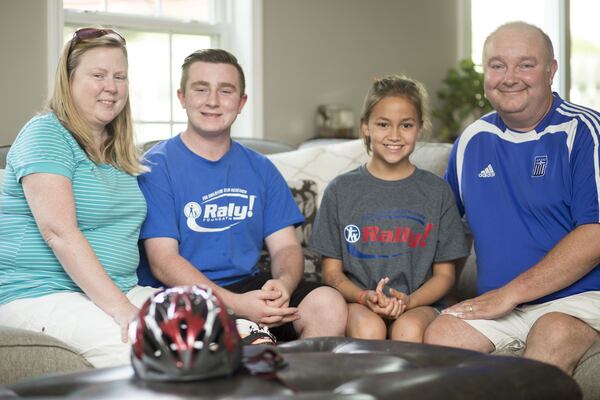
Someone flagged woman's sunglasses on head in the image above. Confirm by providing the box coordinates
[68,27,126,55]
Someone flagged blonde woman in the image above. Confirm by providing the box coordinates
[0,28,157,367]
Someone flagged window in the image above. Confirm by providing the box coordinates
[569,0,600,110]
[469,0,564,93]
[468,0,600,109]
[50,0,262,146]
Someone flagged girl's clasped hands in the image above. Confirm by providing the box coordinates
[362,277,410,319]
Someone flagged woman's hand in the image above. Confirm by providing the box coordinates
[111,301,140,343]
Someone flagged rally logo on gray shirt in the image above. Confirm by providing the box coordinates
[344,225,361,243]
[344,210,434,259]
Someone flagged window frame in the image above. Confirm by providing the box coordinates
[459,0,569,97]
[47,0,263,140]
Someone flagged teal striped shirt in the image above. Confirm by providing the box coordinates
[0,113,146,304]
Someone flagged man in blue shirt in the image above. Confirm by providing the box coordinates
[425,22,600,375]
[137,49,347,341]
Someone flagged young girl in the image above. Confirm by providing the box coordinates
[310,75,469,342]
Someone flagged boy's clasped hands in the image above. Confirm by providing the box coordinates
[359,277,410,319]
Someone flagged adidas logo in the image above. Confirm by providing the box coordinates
[478,164,495,178]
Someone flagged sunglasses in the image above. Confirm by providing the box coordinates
[68,27,126,55]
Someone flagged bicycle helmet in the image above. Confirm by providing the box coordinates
[130,285,241,381]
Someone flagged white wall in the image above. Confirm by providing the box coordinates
[263,0,459,145]
[0,0,48,146]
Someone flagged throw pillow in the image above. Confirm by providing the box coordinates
[256,179,321,281]
[287,179,318,247]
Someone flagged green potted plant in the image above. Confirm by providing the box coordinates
[433,59,493,142]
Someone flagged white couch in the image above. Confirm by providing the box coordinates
[0,141,598,398]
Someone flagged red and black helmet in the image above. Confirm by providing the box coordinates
[130,285,241,381]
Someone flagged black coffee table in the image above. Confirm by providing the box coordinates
[3,337,581,399]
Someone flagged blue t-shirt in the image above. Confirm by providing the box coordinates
[137,135,304,287]
[445,93,600,304]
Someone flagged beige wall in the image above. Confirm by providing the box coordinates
[263,0,459,145]
[0,0,459,147]
[0,0,48,146]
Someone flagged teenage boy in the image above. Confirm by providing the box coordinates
[137,49,347,341]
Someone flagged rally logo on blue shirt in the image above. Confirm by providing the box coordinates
[531,155,548,178]
[184,187,256,233]
[344,210,434,259]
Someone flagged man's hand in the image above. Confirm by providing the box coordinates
[232,290,299,328]
[261,278,292,308]
[441,287,519,320]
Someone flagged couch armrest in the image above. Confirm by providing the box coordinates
[0,326,93,386]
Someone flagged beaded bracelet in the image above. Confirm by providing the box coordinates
[357,290,368,305]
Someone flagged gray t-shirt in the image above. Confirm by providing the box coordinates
[310,165,469,295]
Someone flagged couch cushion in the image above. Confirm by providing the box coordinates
[0,326,93,385]
[268,140,369,206]
[410,141,453,177]
[573,340,600,400]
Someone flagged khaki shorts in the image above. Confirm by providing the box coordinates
[464,291,600,352]
[0,286,159,368]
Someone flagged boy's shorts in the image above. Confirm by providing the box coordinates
[464,291,600,352]
[224,272,324,342]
